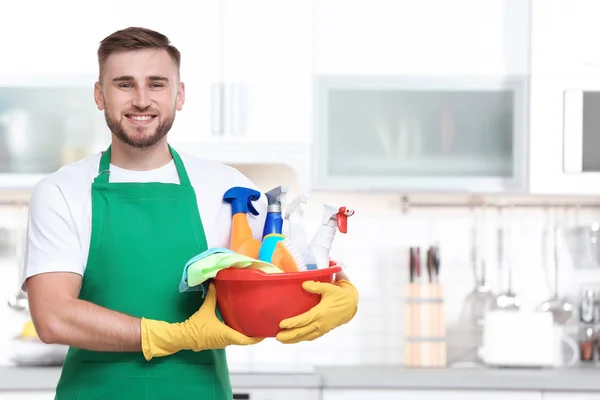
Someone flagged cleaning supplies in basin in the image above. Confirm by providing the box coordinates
[179,247,282,293]
[308,204,355,270]
[223,187,262,259]
[222,184,354,275]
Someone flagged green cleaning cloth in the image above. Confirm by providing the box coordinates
[179,247,282,294]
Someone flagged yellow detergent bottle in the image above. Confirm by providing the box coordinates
[223,187,263,259]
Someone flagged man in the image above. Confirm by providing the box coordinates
[23,27,359,399]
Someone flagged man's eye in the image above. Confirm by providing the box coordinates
[119,83,133,88]
[151,83,164,88]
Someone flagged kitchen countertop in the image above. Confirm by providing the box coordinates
[0,366,321,391]
[315,365,600,392]
[2,365,600,392]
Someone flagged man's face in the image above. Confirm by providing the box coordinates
[94,49,184,148]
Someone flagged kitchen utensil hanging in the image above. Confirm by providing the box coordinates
[459,206,496,326]
[493,205,520,311]
[537,207,573,324]
[452,206,496,365]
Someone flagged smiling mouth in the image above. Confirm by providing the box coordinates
[126,114,157,123]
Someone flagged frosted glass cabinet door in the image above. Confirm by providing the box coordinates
[313,76,529,193]
[0,85,109,176]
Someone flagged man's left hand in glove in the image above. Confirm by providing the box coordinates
[275,277,359,344]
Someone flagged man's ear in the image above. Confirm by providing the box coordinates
[94,82,105,111]
[176,82,185,111]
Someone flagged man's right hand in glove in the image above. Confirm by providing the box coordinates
[141,282,262,361]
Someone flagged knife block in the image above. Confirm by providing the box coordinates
[404,282,446,368]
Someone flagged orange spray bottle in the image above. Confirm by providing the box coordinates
[223,187,262,259]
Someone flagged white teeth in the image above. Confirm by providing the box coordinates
[130,115,153,121]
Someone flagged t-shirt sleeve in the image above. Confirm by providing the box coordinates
[21,180,84,292]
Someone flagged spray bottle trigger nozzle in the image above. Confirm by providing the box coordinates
[223,187,261,215]
[285,192,309,219]
[265,186,289,206]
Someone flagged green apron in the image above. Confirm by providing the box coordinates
[54,145,231,399]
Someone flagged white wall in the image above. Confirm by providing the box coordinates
[1,164,600,371]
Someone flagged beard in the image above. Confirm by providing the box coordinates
[105,107,176,149]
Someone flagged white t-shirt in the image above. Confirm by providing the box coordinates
[21,148,267,291]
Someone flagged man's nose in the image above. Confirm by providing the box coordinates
[131,87,151,109]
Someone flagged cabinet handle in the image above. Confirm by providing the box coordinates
[211,82,224,136]
[563,89,584,173]
[232,394,250,400]
[229,83,247,136]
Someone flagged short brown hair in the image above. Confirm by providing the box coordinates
[97,27,181,83]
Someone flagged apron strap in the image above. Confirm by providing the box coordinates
[94,145,192,187]
[94,147,112,184]
[169,145,192,187]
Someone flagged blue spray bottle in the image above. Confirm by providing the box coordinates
[258,185,306,271]
[261,185,288,238]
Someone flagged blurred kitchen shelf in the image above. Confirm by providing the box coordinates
[330,155,512,177]
[0,175,47,192]
[178,141,312,188]
[0,73,96,87]
[0,143,312,192]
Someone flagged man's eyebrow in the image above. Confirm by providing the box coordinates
[111,76,169,82]
[148,76,169,82]
[112,76,134,82]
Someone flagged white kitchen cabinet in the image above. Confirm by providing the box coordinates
[528,74,600,195]
[528,0,600,195]
[314,0,529,76]
[530,0,600,75]
[0,0,129,78]
[311,0,531,193]
[322,389,543,400]
[220,0,313,144]
[312,75,529,192]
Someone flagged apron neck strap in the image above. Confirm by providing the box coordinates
[169,145,192,186]
[95,144,192,187]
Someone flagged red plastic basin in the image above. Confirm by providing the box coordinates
[213,261,342,338]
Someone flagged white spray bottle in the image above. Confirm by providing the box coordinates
[283,193,315,268]
[308,204,355,270]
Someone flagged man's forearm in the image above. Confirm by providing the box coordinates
[37,298,142,352]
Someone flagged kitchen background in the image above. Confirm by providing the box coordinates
[4,0,600,398]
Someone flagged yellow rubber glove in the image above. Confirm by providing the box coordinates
[141,282,263,360]
[276,279,359,344]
